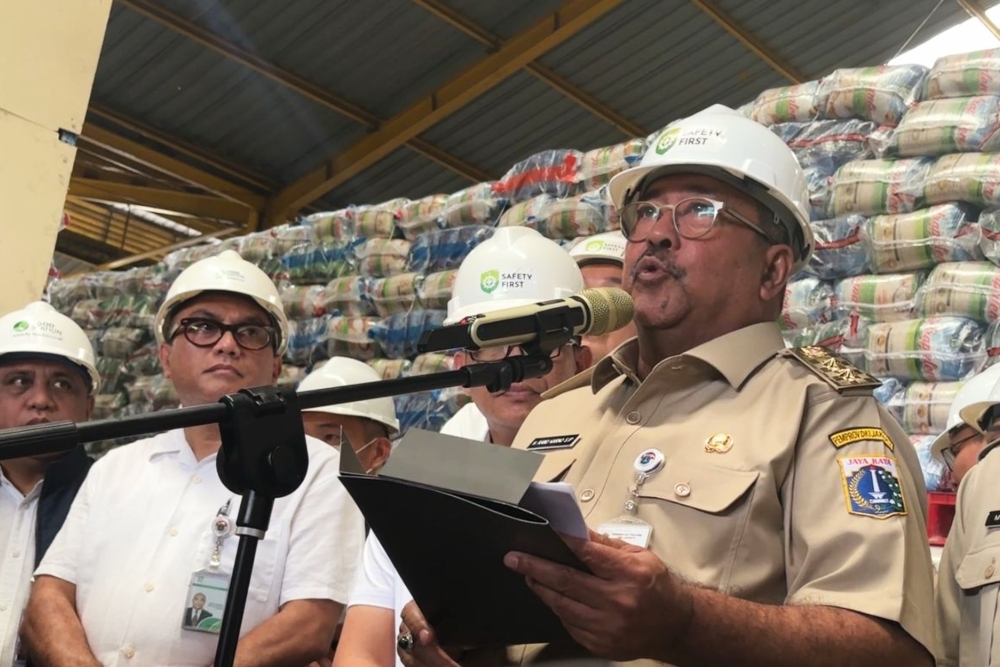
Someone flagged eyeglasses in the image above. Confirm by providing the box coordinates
[468,342,576,363]
[619,197,777,244]
[169,318,276,351]
[941,431,983,469]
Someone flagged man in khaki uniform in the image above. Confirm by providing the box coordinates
[396,105,935,667]
[935,397,1000,666]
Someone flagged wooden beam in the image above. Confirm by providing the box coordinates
[411,0,647,137]
[94,227,239,271]
[689,0,805,84]
[88,104,274,192]
[268,0,623,223]
[68,178,253,224]
[956,0,1000,40]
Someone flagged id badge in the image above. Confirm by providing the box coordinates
[597,516,653,548]
[181,569,230,634]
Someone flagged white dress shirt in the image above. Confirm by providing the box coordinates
[0,472,40,667]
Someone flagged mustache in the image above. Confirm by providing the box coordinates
[630,249,687,282]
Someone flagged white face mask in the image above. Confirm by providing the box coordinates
[334,425,380,474]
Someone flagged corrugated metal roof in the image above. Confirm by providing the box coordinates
[89,0,973,225]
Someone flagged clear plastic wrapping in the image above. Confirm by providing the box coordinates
[745,81,820,125]
[862,204,983,273]
[576,139,646,191]
[803,214,869,279]
[370,273,422,318]
[354,199,406,238]
[863,317,985,381]
[368,310,447,359]
[885,96,1000,157]
[834,272,924,322]
[285,316,333,367]
[913,434,948,492]
[885,382,964,436]
[816,65,928,125]
[281,240,360,284]
[99,327,150,359]
[417,270,456,311]
[925,48,1000,100]
[915,261,1000,322]
[326,315,383,360]
[367,358,412,380]
[923,152,1000,208]
[397,194,448,240]
[355,239,411,278]
[280,284,328,320]
[531,187,619,239]
[977,208,1000,265]
[405,226,494,274]
[495,150,583,203]
[302,208,354,244]
[771,119,880,173]
[441,183,504,228]
[829,158,932,217]
[780,277,835,330]
[498,194,553,229]
[320,276,374,317]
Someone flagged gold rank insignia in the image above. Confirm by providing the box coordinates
[704,433,734,453]
[788,346,882,392]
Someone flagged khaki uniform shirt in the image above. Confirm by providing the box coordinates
[935,441,1000,666]
[465,322,935,667]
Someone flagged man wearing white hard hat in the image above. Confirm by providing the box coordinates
[0,302,97,667]
[299,356,399,474]
[24,251,365,667]
[931,365,1000,489]
[397,106,934,667]
[935,373,1000,665]
[568,231,637,362]
[333,227,591,667]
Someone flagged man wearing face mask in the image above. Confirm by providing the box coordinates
[299,357,399,474]
[23,251,365,667]
[0,302,98,667]
[331,227,592,667]
[930,364,1000,490]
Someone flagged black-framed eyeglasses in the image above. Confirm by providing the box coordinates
[942,430,983,469]
[619,196,777,244]
[468,340,578,363]
[169,318,276,351]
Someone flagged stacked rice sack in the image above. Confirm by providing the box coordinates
[755,51,1000,490]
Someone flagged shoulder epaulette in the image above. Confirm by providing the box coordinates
[786,346,882,392]
[540,367,595,400]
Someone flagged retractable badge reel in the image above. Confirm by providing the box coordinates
[596,449,665,548]
[182,499,234,634]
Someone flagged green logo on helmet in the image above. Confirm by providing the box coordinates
[585,240,604,252]
[12,321,29,332]
[655,127,680,155]
[480,270,500,294]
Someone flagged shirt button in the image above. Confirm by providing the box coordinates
[122,646,135,659]
[144,582,154,592]
[192,475,202,484]
[626,411,641,425]
[987,564,996,579]
[169,526,179,537]
[11,551,19,559]
[674,483,691,498]
[0,604,7,611]
[579,489,595,502]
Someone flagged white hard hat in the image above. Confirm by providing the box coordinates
[931,364,1000,462]
[569,232,626,267]
[154,250,289,355]
[446,227,584,325]
[608,104,814,270]
[298,357,400,436]
[0,301,100,393]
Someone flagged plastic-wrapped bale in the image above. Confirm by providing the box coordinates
[577,139,646,191]
[122,342,161,378]
[924,48,1000,100]
[417,270,456,311]
[872,376,906,406]
[96,356,128,396]
[771,119,882,174]
[281,240,361,284]
[47,273,100,312]
[783,315,870,368]
[533,187,619,239]
[99,327,150,359]
[863,317,984,382]
[285,316,332,367]
[924,153,1000,208]
[355,239,411,278]
[816,65,928,125]
[163,242,227,273]
[408,352,456,376]
[354,199,407,239]
[302,208,354,244]
[744,81,820,126]
[397,195,448,240]
[912,435,947,492]
[441,183,504,228]
[983,319,1000,368]
[368,358,412,380]
[126,374,179,412]
[280,284,327,320]
[884,381,964,435]
[394,388,467,435]
[834,272,924,322]
[802,214,869,279]
[368,310,447,359]
[92,393,128,420]
[498,195,552,229]
[370,273,422,318]
[271,224,317,256]
[327,315,382,360]
[884,97,1000,157]
[979,209,1000,265]
[914,261,1000,322]
[780,277,835,330]
[803,166,833,221]
[405,225,494,274]
[495,150,583,204]
[69,299,101,329]
[278,365,308,389]
[829,158,932,217]
[861,204,983,273]
[321,276,374,317]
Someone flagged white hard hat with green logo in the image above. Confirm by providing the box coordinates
[569,232,626,267]
[445,227,584,325]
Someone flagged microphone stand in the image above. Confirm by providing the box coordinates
[0,352,556,667]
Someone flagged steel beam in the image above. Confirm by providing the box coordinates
[68,178,253,224]
[94,227,239,271]
[268,0,623,223]
[689,0,805,84]
[957,0,1000,40]
[411,0,647,137]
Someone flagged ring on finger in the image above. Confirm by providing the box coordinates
[397,632,415,651]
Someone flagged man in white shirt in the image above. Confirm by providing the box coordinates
[23,250,365,667]
[332,227,591,667]
[0,302,99,667]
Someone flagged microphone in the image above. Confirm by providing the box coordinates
[417,287,634,354]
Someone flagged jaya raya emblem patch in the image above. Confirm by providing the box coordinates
[838,456,906,519]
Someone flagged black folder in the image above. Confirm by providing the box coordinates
[338,428,590,647]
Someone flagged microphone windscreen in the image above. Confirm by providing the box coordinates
[577,287,634,335]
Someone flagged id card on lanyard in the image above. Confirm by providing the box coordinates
[596,449,665,548]
[182,498,233,634]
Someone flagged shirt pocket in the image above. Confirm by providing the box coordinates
[216,524,281,604]
[637,459,760,590]
[955,543,1000,666]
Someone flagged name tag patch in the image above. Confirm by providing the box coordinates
[986,510,1000,528]
[838,455,907,519]
[829,427,894,451]
[527,434,580,451]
